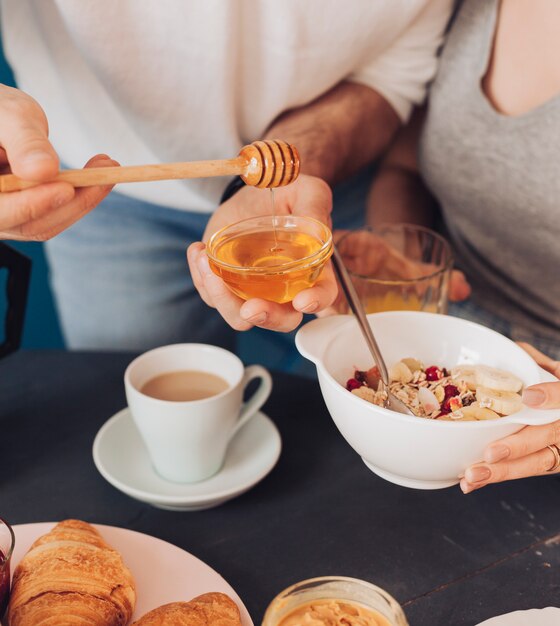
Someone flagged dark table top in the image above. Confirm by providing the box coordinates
[1,351,559,626]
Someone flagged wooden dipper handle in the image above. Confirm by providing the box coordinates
[0,139,300,192]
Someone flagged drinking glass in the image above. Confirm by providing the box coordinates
[336,224,452,314]
[0,518,15,617]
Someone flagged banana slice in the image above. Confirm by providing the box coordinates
[401,357,424,373]
[450,365,478,391]
[438,402,501,421]
[476,386,523,415]
[389,361,413,384]
[474,365,523,393]
[351,385,377,403]
[457,402,501,421]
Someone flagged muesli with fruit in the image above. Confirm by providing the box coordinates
[346,359,524,421]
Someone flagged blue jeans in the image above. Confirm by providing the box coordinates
[45,192,236,353]
[45,170,369,373]
[449,300,560,361]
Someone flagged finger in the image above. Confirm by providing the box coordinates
[239,299,303,332]
[449,270,471,302]
[195,253,253,331]
[288,176,333,226]
[483,420,560,463]
[522,381,560,409]
[462,447,560,492]
[292,261,338,314]
[333,229,349,244]
[517,342,560,378]
[0,182,75,234]
[12,155,117,240]
[0,87,59,180]
[186,243,214,308]
[187,242,205,288]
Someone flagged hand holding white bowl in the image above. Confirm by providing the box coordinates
[295,312,559,490]
[461,343,560,493]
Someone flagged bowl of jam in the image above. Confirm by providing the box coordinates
[206,215,333,304]
[0,518,15,618]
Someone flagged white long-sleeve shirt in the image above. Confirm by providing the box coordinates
[1,0,452,211]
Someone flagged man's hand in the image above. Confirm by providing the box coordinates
[187,174,337,332]
[0,85,117,241]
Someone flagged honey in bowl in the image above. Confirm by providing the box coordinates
[207,215,333,303]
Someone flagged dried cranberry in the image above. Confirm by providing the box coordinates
[346,378,362,391]
[444,384,460,399]
[441,396,463,413]
[441,397,453,413]
[365,366,381,388]
[425,366,443,381]
[354,370,367,383]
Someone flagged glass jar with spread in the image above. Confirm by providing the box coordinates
[262,576,408,626]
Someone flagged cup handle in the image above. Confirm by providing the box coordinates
[228,365,273,441]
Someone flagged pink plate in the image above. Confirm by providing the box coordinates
[11,523,254,625]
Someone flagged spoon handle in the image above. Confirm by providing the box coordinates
[331,246,390,387]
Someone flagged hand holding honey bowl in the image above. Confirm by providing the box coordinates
[187,174,338,333]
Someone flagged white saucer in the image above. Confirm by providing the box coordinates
[476,608,560,625]
[92,408,281,511]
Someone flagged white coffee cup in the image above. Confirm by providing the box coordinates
[125,343,273,483]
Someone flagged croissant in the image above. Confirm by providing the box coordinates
[7,519,136,626]
[132,592,242,626]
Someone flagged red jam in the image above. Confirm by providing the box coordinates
[0,548,10,617]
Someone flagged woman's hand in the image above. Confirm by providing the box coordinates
[187,174,337,332]
[461,343,560,493]
[0,85,117,241]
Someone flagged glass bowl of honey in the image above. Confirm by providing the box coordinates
[206,215,333,303]
[262,576,409,626]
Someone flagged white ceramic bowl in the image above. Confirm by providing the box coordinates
[296,311,557,490]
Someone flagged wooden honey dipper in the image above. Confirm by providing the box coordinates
[0,139,300,192]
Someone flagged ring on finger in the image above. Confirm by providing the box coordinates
[545,444,560,472]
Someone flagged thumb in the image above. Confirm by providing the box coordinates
[288,175,333,227]
[522,381,560,409]
[0,86,59,181]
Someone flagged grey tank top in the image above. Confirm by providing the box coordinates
[419,0,560,342]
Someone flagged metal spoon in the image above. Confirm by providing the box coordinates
[331,245,413,415]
